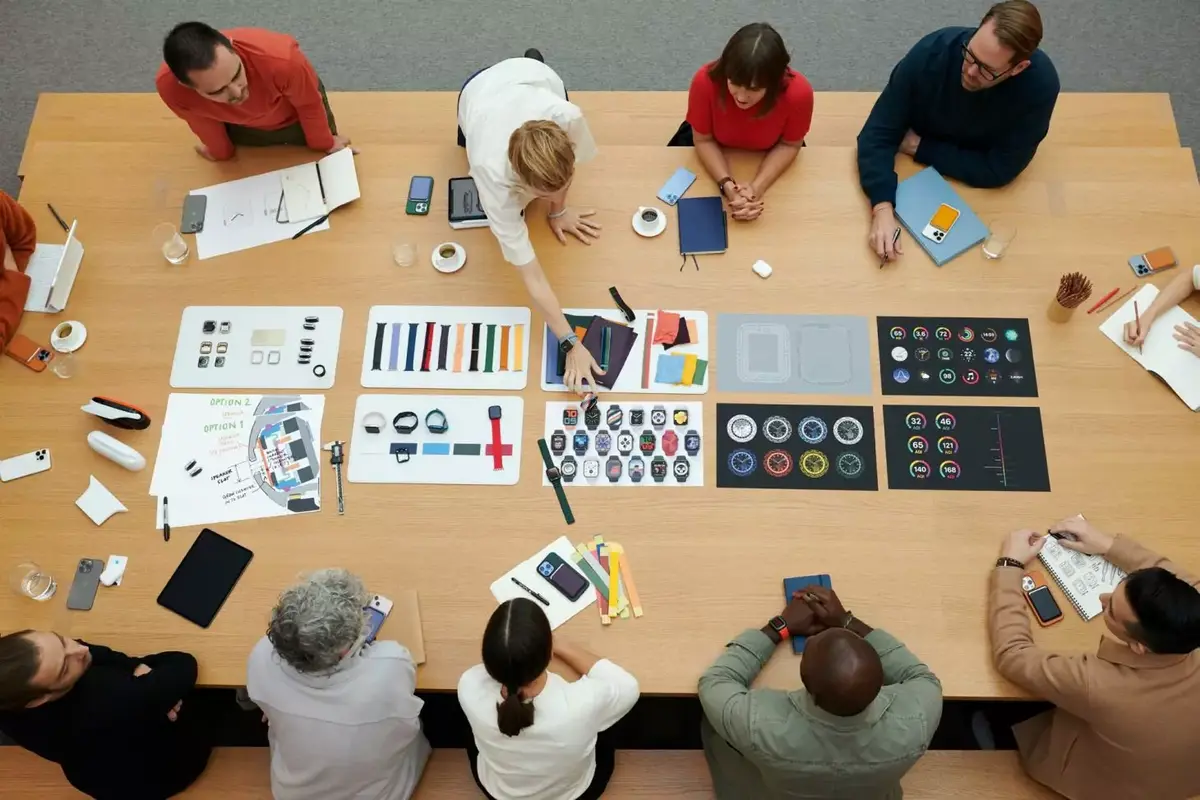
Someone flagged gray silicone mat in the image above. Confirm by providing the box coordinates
[716,314,872,395]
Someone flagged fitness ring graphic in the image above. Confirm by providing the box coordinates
[798,416,828,444]
[934,412,957,431]
[726,414,757,443]
[833,416,864,445]
[728,449,757,477]
[799,449,829,478]
[905,412,927,430]
[764,449,794,478]
[836,451,864,479]
[762,415,793,444]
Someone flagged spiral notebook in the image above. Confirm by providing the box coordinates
[1037,535,1126,620]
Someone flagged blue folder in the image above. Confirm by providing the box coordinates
[677,196,727,255]
[895,167,988,267]
[782,573,832,654]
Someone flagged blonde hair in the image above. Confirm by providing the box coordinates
[508,121,575,193]
[982,0,1043,63]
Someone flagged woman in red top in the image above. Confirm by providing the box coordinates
[672,23,814,221]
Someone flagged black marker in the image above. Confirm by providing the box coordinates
[47,203,69,233]
[162,497,170,542]
[291,214,329,240]
[511,577,550,606]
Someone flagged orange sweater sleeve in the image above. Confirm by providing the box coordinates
[0,191,36,352]
[277,45,335,151]
[155,68,237,160]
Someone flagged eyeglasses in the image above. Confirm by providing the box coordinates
[960,35,1017,82]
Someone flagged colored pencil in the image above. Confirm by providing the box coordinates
[1133,301,1143,353]
[1094,286,1136,314]
[1087,287,1120,314]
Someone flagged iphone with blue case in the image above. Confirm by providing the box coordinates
[657,168,697,206]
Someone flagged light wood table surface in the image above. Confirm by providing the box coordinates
[4,138,1199,698]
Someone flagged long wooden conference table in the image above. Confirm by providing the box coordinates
[3,94,1199,700]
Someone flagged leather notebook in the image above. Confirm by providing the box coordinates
[782,573,832,654]
[677,196,728,255]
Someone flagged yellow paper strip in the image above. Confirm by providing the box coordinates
[611,543,644,617]
[681,354,699,386]
[607,549,621,617]
[512,324,524,371]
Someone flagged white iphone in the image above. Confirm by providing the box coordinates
[921,203,961,244]
[0,448,52,482]
[364,594,394,644]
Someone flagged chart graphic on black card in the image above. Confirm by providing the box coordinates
[717,403,878,491]
[877,317,1038,398]
[882,405,1050,492]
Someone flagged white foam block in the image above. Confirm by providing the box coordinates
[76,476,127,526]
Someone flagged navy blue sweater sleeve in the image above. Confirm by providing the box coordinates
[856,45,923,207]
[914,79,1058,187]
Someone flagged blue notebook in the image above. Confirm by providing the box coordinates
[677,196,728,256]
[782,573,832,654]
[894,167,988,267]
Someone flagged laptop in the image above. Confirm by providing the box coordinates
[895,167,988,267]
[24,220,84,313]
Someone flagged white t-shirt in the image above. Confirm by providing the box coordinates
[457,57,598,267]
[1192,264,1200,290]
[457,659,639,800]
[247,637,431,800]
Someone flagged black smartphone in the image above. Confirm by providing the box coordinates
[66,558,104,611]
[1027,585,1064,625]
[181,194,208,233]
[536,553,589,602]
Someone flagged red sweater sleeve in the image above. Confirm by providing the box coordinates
[1,191,37,269]
[277,45,334,151]
[155,68,236,160]
[685,66,715,136]
[0,192,36,352]
[780,72,815,144]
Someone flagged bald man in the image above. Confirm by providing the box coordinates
[698,587,942,799]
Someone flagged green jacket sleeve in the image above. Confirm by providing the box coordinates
[697,629,777,755]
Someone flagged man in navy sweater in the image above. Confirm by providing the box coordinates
[858,0,1059,262]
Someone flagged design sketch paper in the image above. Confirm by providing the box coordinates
[150,394,324,528]
[192,171,330,259]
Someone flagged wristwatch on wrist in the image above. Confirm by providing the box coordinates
[768,615,790,640]
[996,557,1025,569]
[718,176,736,196]
[558,331,579,356]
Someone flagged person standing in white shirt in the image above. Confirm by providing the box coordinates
[457,52,605,396]
[247,569,431,800]
[458,598,640,800]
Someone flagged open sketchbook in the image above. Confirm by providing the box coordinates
[24,220,84,313]
[279,147,360,223]
[1099,283,1200,410]
[1038,535,1126,621]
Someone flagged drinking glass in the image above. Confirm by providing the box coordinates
[152,223,190,265]
[10,562,56,602]
[392,240,416,268]
[50,350,77,379]
[982,221,1017,259]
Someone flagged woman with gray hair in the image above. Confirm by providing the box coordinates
[246,568,430,799]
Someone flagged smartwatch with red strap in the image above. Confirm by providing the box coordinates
[768,616,790,640]
[488,405,504,470]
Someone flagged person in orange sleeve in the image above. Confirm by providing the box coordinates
[156,22,351,161]
[0,191,37,353]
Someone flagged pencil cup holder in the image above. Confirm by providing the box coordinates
[1046,298,1075,323]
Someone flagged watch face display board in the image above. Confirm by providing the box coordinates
[717,313,872,395]
[543,401,704,487]
[361,305,531,390]
[717,404,878,490]
[877,317,1037,397]
[170,306,342,389]
[348,394,522,485]
[541,308,709,395]
[882,405,1050,492]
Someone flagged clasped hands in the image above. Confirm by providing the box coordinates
[723,181,763,222]
[133,662,184,722]
[777,585,851,638]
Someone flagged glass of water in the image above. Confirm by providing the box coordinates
[982,221,1017,259]
[50,350,77,379]
[392,239,416,268]
[11,562,56,602]
[152,223,190,265]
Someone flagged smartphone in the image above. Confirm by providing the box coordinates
[406,176,434,216]
[1128,246,1176,278]
[5,334,54,372]
[656,167,697,206]
[66,558,105,611]
[364,594,393,643]
[922,203,961,243]
[536,553,589,602]
[181,194,208,234]
[1022,571,1063,627]
[0,448,52,482]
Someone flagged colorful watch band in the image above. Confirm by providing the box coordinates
[491,415,504,470]
[371,322,385,370]
[485,324,496,372]
[438,324,450,370]
[389,323,402,371]
[454,323,465,372]
[405,324,418,371]
[470,322,481,371]
[421,322,435,372]
[537,438,575,526]
[512,324,525,371]
[499,324,511,370]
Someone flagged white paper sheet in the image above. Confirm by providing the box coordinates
[1099,284,1200,410]
[279,148,360,223]
[489,537,596,630]
[149,394,324,529]
[193,172,330,259]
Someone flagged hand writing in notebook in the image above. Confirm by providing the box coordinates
[1000,529,1047,566]
[1048,517,1114,556]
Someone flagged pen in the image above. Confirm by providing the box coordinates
[162,497,170,542]
[1087,287,1119,314]
[879,228,901,269]
[511,577,550,606]
[47,203,69,233]
[291,213,329,240]
[1133,300,1143,354]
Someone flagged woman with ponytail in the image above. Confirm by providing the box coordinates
[458,598,640,800]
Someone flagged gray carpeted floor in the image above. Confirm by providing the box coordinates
[1,0,1198,196]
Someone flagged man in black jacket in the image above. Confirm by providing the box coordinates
[0,630,211,799]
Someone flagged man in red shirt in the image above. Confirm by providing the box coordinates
[156,22,350,161]
[671,23,814,221]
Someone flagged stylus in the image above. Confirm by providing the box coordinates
[511,577,550,606]
[291,213,329,240]
[47,203,69,232]
[162,497,170,543]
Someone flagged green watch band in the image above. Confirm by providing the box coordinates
[537,438,575,525]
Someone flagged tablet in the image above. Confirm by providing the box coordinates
[156,528,254,628]
[448,176,490,230]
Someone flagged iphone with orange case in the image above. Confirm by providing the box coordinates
[922,203,961,243]
[1022,570,1064,627]
[4,334,54,372]
[1128,246,1176,278]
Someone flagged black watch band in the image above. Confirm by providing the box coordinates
[392,411,419,434]
[995,557,1025,570]
[537,438,575,525]
[425,408,449,434]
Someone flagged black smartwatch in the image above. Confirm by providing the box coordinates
[393,411,419,434]
[558,331,579,356]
